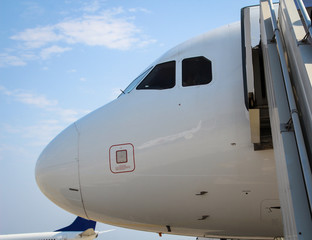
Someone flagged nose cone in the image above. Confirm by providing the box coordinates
[35,123,87,218]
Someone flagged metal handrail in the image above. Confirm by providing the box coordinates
[295,0,312,40]
[268,0,312,213]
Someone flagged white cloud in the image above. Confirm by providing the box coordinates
[128,8,151,14]
[21,1,45,19]
[4,109,90,147]
[137,38,157,48]
[16,92,58,108]
[0,53,27,67]
[1,6,156,67]
[0,143,31,161]
[40,45,71,59]
[0,85,90,124]
[0,85,8,94]
[2,120,64,147]
[11,26,62,49]
[0,86,58,108]
[81,0,103,13]
[0,86,91,146]
[21,120,65,146]
[47,107,90,123]
[56,15,140,50]
[11,7,154,51]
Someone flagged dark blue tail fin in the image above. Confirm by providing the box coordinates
[55,217,96,232]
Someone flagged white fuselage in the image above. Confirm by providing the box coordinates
[36,22,283,239]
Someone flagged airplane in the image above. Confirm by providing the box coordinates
[0,217,105,240]
[34,0,312,239]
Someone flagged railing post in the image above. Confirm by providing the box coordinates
[295,0,312,40]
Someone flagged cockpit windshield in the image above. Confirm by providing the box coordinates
[136,61,175,90]
[120,60,176,97]
[122,67,153,94]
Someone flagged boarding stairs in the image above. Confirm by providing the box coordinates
[242,0,312,239]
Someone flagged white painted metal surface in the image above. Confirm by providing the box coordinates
[36,22,283,239]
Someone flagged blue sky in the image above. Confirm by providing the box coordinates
[0,0,259,239]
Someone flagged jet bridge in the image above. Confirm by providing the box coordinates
[242,0,312,239]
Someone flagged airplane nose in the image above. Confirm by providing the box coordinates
[35,123,87,218]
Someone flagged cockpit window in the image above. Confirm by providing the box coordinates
[136,61,175,90]
[182,56,212,87]
[123,67,152,94]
